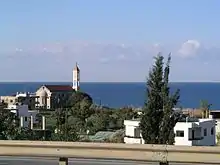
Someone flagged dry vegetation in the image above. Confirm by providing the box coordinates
[182,109,203,118]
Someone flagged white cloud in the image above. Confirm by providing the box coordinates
[178,40,201,58]
[117,54,126,60]
[15,48,23,52]
[1,40,220,82]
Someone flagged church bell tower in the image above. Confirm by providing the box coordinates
[73,62,80,91]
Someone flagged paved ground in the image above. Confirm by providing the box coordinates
[0,157,217,165]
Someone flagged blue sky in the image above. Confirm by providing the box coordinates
[0,0,220,82]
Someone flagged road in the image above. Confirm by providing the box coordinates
[0,157,217,165]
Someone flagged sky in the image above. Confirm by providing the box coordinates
[0,0,220,82]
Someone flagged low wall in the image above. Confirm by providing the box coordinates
[0,140,219,164]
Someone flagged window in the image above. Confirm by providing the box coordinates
[176,130,184,137]
[134,128,141,138]
[211,127,214,135]
[24,117,28,122]
[204,128,207,136]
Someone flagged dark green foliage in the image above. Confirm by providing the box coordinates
[68,91,93,108]
[54,108,79,140]
[0,108,18,140]
[50,124,79,141]
[69,91,94,122]
[86,113,109,134]
[111,107,139,129]
[86,107,139,135]
[0,107,37,140]
[140,53,181,144]
[140,54,164,144]
[14,127,36,140]
[38,90,140,141]
[54,108,67,127]
[51,91,94,140]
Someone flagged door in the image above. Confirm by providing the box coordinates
[192,130,195,140]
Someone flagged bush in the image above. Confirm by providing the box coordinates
[217,133,220,145]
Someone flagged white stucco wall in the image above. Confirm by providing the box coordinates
[174,122,193,146]
[7,104,39,128]
[124,120,145,144]
[124,118,216,146]
[35,86,51,108]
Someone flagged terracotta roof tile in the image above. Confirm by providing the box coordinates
[44,85,73,92]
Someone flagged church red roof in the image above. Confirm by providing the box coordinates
[44,85,73,92]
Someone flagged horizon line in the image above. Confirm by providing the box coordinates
[0,81,219,83]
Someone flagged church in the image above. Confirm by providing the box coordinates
[35,63,80,109]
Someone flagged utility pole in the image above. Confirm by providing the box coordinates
[57,97,61,137]
[65,107,68,141]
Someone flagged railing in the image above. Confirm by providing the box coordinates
[0,140,219,165]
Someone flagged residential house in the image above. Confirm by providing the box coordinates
[124,117,216,146]
[5,104,39,128]
[0,92,38,109]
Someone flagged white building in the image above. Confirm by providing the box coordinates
[124,118,216,146]
[35,85,73,109]
[5,104,39,128]
[1,92,38,108]
[35,63,80,109]
[72,62,80,91]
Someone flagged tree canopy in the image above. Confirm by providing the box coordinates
[140,53,182,144]
[0,106,36,140]
[69,91,94,121]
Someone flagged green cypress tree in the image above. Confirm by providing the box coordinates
[140,53,181,144]
[140,54,164,144]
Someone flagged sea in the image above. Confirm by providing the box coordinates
[0,82,220,110]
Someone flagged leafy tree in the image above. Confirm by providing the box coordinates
[67,116,84,133]
[68,91,93,108]
[52,108,79,141]
[0,107,37,140]
[69,91,94,126]
[51,124,79,141]
[14,127,36,140]
[0,108,18,140]
[111,107,138,129]
[140,53,181,144]
[86,113,109,134]
[54,108,67,129]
